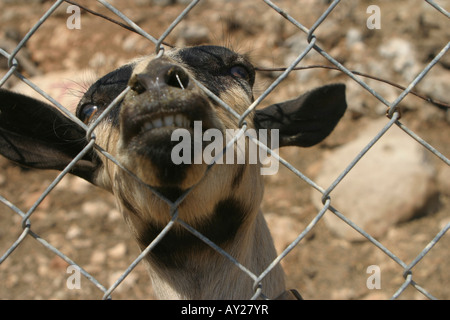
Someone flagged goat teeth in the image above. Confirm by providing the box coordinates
[143,122,154,131]
[152,118,163,129]
[163,115,174,126]
[142,114,189,133]
[175,114,188,127]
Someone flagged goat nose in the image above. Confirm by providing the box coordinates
[131,65,190,93]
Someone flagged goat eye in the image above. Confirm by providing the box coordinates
[230,65,250,81]
[80,105,98,124]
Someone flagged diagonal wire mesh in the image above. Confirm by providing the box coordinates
[0,0,449,300]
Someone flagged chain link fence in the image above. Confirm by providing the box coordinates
[0,0,449,300]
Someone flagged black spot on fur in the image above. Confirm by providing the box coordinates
[153,187,184,203]
[137,197,249,269]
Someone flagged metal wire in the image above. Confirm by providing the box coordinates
[0,0,448,300]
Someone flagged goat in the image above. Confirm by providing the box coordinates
[0,45,346,299]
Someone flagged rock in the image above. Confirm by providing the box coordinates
[283,34,322,85]
[311,118,437,241]
[81,200,112,217]
[107,243,128,259]
[121,33,145,52]
[66,224,83,240]
[437,164,450,196]
[417,2,450,68]
[416,65,450,108]
[89,52,107,69]
[378,38,421,81]
[346,28,363,49]
[90,249,107,265]
[175,22,210,47]
[107,208,122,223]
[265,213,304,253]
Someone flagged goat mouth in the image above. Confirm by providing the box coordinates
[125,108,216,145]
[119,98,218,187]
[120,94,217,145]
[118,94,223,187]
[139,113,191,134]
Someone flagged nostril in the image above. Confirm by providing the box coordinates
[165,66,189,89]
[129,64,190,94]
[131,74,150,94]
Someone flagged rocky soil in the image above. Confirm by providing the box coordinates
[0,0,449,299]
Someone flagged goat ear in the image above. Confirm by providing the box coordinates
[254,83,347,148]
[0,89,98,183]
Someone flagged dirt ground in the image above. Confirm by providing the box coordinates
[0,0,449,300]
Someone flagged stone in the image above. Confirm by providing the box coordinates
[90,249,107,265]
[175,23,210,47]
[416,65,450,108]
[311,118,437,241]
[81,200,112,217]
[346,28,363,49]
[265,213,303,254]
[437,164,450,196]
[66,224,83,240]
[107,243,127,260]
[378,38,421,81]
